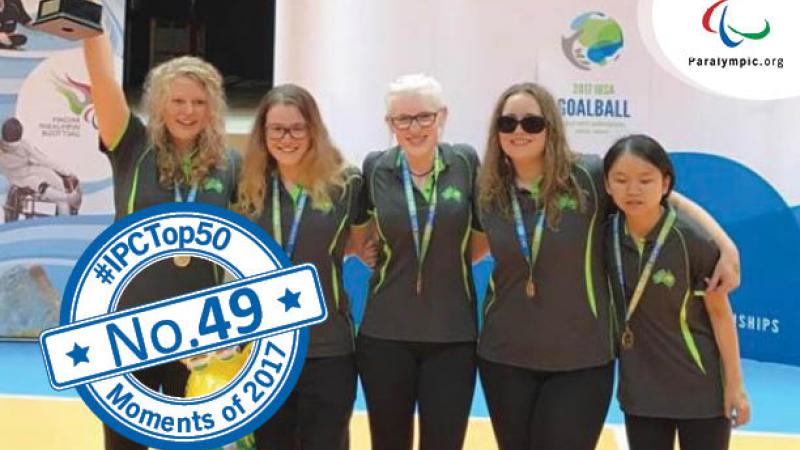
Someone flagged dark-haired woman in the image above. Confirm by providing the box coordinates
[475,82,741,450]
[603,134,749,450]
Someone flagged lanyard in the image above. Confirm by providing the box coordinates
[400,149,440,294]
[272,175,308,258]
[173,181,198,203]
[172,181,198,267]
[509,186,545,298]
[613,206,677,324]
[174,149,200,203]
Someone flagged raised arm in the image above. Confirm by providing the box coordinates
[83,32,129,149]
[669,192,740,293]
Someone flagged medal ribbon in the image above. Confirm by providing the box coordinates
[613,206,677,323]
[400,149,440,294]
[173,181,198,203]
[509,185,545,290]
[272,175,308,258]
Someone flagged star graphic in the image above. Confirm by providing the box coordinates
[277,288,301,312]
[66,343,90,366]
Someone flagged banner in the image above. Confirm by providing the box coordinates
[274,0,800,365]
[0,0,125,339]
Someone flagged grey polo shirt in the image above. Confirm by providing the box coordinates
[360,143,481,343]
[100,113,240,311]
[607,209,724,418]
[477,154,616,371]
[256,167,366,358]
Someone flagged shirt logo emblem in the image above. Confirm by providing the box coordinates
[441,186,463,203]
[204,177,224,194]
[557,193,579,210]
[652,268,676,288]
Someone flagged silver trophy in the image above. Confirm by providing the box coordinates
[32,0,103,40]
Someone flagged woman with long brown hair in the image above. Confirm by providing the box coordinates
[475,82,741,450]
[237,83,370,450]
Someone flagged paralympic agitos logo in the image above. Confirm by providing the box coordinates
[702,0,770,48]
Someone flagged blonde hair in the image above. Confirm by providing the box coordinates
[237,84,347,217]
[142,56,227,187]
[385,73,445,112]
[478,82,584,227]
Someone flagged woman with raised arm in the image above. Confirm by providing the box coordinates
[83,33,239,450]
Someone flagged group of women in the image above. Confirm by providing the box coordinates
[82,29,750,450]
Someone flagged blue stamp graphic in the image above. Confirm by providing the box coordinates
[38,203,326,449]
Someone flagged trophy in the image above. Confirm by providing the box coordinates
[31,0,103,40]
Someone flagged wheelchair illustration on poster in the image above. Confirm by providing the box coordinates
[1,116,82,222]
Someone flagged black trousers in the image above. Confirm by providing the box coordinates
[625,415,731,450]
[104,260,214,450]
[478,357,614,450]
[103,362,189,450]
[254,354,357,450]
[355,334,477,450]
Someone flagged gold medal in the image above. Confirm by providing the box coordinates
[173,255,191,268]
[526,278,536,298]
[621,326,634,350]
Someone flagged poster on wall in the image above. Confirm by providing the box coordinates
[274,0,800,366]
[0,0,125,339]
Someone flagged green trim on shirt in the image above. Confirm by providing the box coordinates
[107,114,131,152]
[180,148,198,181]
[394,150,446,203]
[460,211,473,304]
[328,212,350,311]
[576,164,599,318]
[126,147,153,215]
[287,183,303,204]
[484,277,497,317]
[676,227,707,375]
[607,275,620,356]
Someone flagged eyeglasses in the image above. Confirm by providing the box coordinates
[388,111,439,130]
[497,115,546,134]
[265,123,309,140]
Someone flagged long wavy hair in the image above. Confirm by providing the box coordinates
[237,84,347,217]
[142,56,227,187]
[478,82,584,227]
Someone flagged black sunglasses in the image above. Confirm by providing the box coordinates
[497,115,546,134]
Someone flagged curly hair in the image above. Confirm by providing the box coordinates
[237,84,347,217]
[142,56,227,187]
[478,82,584,228]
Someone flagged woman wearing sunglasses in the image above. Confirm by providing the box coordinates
[236,84,371,450]
[475,82,741,450]
[357,73,486,450]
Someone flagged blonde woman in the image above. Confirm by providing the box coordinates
[475,82,741,450]
[83,33,239,450]
[237,84,369,450]
[356,74,486,450]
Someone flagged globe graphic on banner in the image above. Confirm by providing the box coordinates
[562,12,624,70]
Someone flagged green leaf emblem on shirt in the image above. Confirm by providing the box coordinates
[652,269,676,289]
[441,186,463,203]
[557,193,578,211]
[203,177,224,194]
